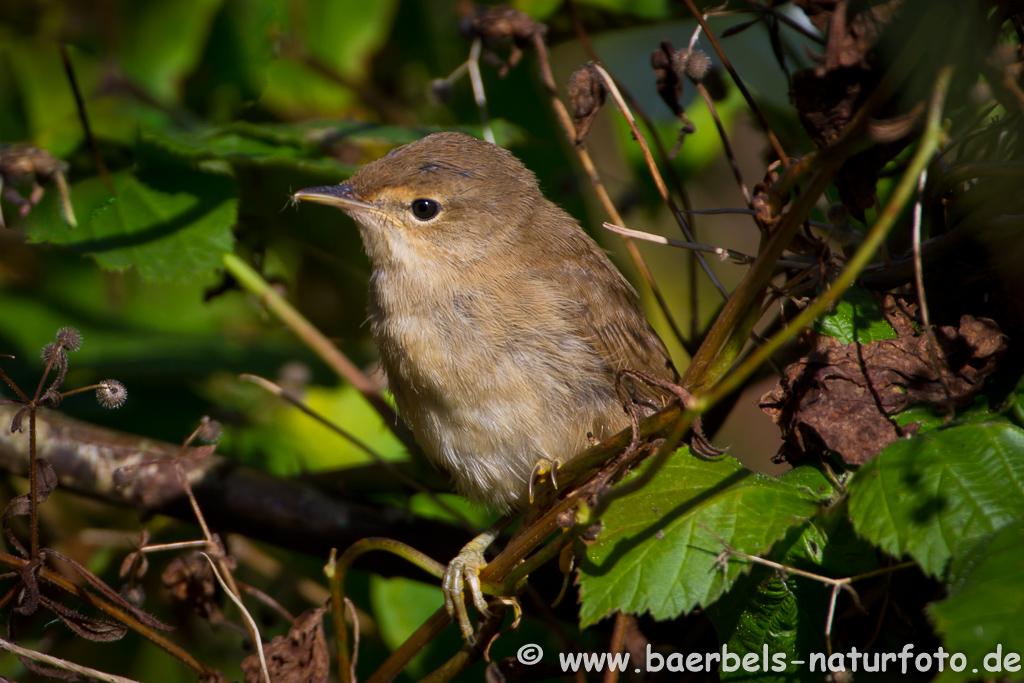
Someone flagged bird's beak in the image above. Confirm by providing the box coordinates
[292,183,375,211]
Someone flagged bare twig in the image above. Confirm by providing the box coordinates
[912,167,955,412]
[0,636,142,683]
[223,254,416,452]
[202,553,271,683]
[706,525,915,651]
[602,221,815,268]
[467,38,495,144]
[681,0,789,165]
[528,33,690,351]
[59,43,115,195]
[694,79,753,207]
[695,65,954,407]
[603,612,631,683]
[240,374,474,530]
[591,64,730,301]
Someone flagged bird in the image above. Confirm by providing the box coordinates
[293,131,676,640]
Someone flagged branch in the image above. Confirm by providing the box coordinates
[0,406,466,573]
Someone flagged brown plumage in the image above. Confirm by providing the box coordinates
[295,132,676,511]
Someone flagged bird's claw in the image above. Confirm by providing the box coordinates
[443,542,491,644]
[528,457,562,503]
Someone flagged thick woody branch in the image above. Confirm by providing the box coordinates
[0,406,464,571]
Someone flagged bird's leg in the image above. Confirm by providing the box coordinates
[443,514,515,644]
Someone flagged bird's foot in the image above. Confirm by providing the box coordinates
[528,457,562,503]
[443,533,494,644]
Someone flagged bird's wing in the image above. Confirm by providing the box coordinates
[554,233,680,410]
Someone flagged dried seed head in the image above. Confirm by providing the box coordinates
[197,417,222,444]
[465,7,545,46]
[683,50,711,82]
[671,49,712,83]
[41,342,63,365]
[96,380,127,409]
[56,327,83,352]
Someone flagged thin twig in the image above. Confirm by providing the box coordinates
[591,64,730,301]
[59,44,115,195]
[140,540,209,553]
[707,526,915,649]
[0,636,142,683]
[602,221,816,268]
[912,167,955,412]
[345,597,360,683]
[695,65,954,407]
[603,612,630,683]
[565,1,703,346]
[202,553,271,683]
[223,254,415,452]
[694,80,753,207]
[241,374,475,530]
[467,38,495,144]
[528,33,690,351]
[682,0,789,165]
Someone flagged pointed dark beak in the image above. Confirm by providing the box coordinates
[292,183,375,211]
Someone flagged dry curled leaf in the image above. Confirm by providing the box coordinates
[652,40,684,118]
[566,62,606,145]
[3,459,57,557]
[760,301,1008,465]
[794,0,900,72]
[464,7,546,78]
[41,595,128,642]
[241,606,329,683]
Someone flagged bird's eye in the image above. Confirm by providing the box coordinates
[410,198,441,221]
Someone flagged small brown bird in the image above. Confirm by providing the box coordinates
[294,131,676,636]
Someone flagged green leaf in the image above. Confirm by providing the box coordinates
[139,120,526,175]
[183,0,278,118]
[847,422,1024,577]
[929,520,1024,683]
[814,287,896,344]
[707,502,878,680]
[258,0,396,117]
[895,396,995,433]
[118,0,225,103]
[577,451,823,627]
[53,170,236,282]
[708,572,804,682]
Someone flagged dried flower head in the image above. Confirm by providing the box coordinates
[96,380,127,409]
[56,326,83,352]
[197,417,222,444]
[41,342,65,366]
[679,50,711,82]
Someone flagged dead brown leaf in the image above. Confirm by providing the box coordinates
[241,606,329,683]
[760,300,1007,465]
